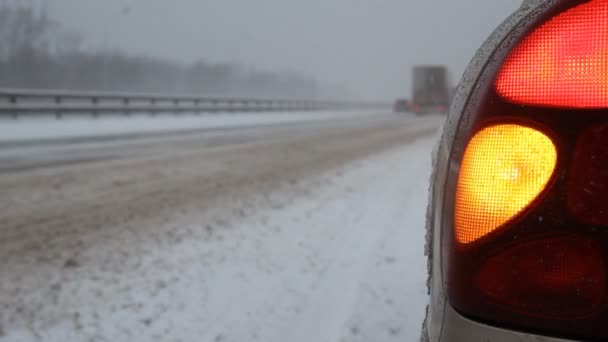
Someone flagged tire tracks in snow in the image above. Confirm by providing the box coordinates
[0,116,443,341]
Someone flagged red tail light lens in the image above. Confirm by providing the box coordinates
[475,236,606,319]
[569,124,608,225]
[496,0,608,108]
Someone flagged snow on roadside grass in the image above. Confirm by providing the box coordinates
[338,143,432,342]
[183,135,434,342]
[3,135,434,342]
[0,111,384,143]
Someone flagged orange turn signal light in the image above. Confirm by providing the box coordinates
[455,124,557,244]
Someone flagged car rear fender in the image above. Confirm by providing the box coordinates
[424,1,558,340]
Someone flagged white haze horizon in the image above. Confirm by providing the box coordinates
[16,0,522,100]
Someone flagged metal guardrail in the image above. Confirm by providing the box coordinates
[0,88,388,118]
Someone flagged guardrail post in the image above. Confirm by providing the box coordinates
[173,98,179,115]
[91,97,99,118]
[149,98,156,116]
[9,95,18,119]
[54,96,63,119]
[123,98,130,116]
[211,99,220,113]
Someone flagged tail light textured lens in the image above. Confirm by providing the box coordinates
[455,124,557,244]
[495,0,608,108]
[569,124,608,225]
[475,236,606,319]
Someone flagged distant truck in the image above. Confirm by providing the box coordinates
[394,65,451,114]
[393,98,410,113]
[412,65,451,114]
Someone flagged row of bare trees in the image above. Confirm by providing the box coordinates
[0,5,320,98]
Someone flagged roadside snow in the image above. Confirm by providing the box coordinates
[2,135,433,342]
[0,110,384,143]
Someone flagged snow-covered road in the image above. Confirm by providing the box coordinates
[0,115,441,341]
[0,114,403,172]
[0,111,380,143]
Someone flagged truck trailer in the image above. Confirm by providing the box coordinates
[393,65,451,115]
[412,65,450,114]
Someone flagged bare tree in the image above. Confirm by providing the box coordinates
[0,4,321,98]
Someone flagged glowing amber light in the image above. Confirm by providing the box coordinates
[455,124,557,244]
[495,0,608,108]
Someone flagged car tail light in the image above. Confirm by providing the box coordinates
[496,0,608,108]
[455,124,557,244]
[442,0,608,340]
[569,124,608,225]
[475,235,606,319]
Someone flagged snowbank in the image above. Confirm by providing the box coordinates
[0,111,386,143]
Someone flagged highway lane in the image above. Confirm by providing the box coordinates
[0,113,407,172]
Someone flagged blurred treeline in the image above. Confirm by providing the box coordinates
[0,5,320,98]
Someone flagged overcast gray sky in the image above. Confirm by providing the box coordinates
[34,0,521,99]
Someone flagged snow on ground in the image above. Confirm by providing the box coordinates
[2,135,433,342]
[0,110,385,143]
